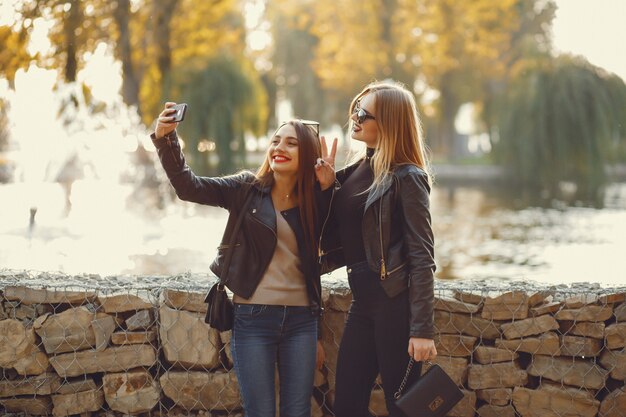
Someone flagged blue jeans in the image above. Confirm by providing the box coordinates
[231,304,318,417]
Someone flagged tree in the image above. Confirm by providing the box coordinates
[110,0,141,114]
[15,0,108,83]
[0,25,33,89]
[0,98,10,182]
[139,0,247,127]
[481,0,557,145]
[151,0,180,100]
[492,55,626,199]
[309,0,386,97]
[178,55,267,175]
[266,1,327,126]
[0,98,9,151]
[266,0,534,155]
[392,0,523,159]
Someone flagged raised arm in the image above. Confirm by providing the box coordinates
[151,102,252,209]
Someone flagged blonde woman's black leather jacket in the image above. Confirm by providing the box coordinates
[319,162,436,339]
[152,131,331,316]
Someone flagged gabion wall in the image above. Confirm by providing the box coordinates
[1,270,625,417]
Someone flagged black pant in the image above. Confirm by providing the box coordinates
[333,261,422,417]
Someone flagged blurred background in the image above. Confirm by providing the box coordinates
[0,0,625,286]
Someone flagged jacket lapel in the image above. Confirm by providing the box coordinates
[364,173,393,213]
[250,184,277,233]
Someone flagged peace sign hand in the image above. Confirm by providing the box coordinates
[315,136,338,190]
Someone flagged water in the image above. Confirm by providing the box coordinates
[2,179,625,287]
[431,182,626,286]
[2,61,625,288]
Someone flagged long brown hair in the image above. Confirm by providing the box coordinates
[349,80,432,190]
[256,120,322,253]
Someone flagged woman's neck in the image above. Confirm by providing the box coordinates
[271,173,298,210]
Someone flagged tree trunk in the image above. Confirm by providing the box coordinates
[113,0,141,115]
[152,0,180,100]
[379,0,397,78]
[215,106,234,175]
[438,73,460,161]
[63,0,81,82]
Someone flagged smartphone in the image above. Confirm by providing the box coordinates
[171,103,187,123]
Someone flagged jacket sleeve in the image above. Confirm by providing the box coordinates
[313,183,337,340]
[398,170,436,339]
[314,180,337,229]
[151,131,251,209]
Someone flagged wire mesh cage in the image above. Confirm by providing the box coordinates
[1,270,625,416]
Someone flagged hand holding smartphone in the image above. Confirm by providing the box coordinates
[171,103,187,123]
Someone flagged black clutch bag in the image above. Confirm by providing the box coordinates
[204,283,234,331]
[394,359,464,417]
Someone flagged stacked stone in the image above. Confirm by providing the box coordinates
[318,286,351,414]
[159,289,241,415]
[0,286,161,416]
[431,289,626,417]
[2,282,626,417]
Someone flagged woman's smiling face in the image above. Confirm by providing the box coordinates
[268,123,299,175]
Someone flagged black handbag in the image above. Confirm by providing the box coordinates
[394,359,464,417]
[204,187,253,331]
[205,282,234,331]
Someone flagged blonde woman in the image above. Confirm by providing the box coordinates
[319,81,437,417]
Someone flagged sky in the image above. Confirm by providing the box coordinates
[552,0,626,81]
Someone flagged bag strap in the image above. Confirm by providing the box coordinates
[393,358,415,399]
[394,358,433,399]
[219,184,254,287]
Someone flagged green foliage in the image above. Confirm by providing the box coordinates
[492,55,626,195]
[3,0,623,177]
[140,0,247,127]
[270,6,326,126]
[177,55,267,175]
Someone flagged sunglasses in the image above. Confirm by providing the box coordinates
[353,105,376,124]
[299,119,320,136]
[279,120,320,136]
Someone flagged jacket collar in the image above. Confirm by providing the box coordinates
[251,181,272,194]
[364,173,394,212]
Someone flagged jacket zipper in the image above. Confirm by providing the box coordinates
[250,212,277,238]
[379,198,387,280]
[378,177,407,280]
[217,243,240,249]
[387,262,407,276]
[318,182,338,263]
[250,210,277,278]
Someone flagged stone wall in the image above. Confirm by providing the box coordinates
[0,273,625,417]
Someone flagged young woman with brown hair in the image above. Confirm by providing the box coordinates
[152,102,337,417]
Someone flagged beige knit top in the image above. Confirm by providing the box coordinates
[233,208,309,306]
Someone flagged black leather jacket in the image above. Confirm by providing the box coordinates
[152,131,331,316]
[319,161,436,339]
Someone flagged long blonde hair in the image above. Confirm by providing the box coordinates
[349,80,432,190]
